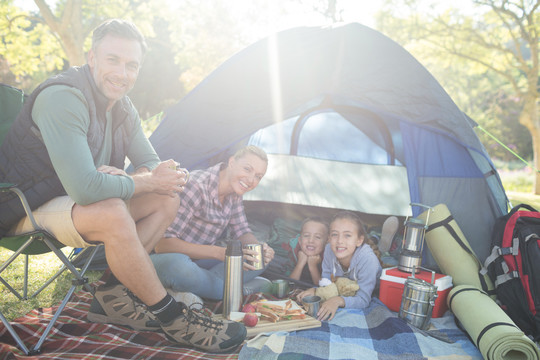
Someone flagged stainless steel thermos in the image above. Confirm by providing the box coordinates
[222,239,244,319]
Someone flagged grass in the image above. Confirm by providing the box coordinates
[0,168,537,322]
[506,191,540,210]
[0,248,103,321]
[497,163,540,209]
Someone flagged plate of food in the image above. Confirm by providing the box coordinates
[223,299,321,337]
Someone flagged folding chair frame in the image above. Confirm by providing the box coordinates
[0,183,101,355]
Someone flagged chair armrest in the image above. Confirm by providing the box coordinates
[1,183,40,230]
[0,183,17,191]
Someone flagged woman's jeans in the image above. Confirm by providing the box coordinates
[150,252,264,300]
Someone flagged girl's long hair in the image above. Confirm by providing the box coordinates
[330,210,382,265]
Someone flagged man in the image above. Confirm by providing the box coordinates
[0,19,246,353]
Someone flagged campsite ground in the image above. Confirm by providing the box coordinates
[506,191,540,209]
[0,170,538,321]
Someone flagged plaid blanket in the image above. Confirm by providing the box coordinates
[0,286,240,360]
[1,285,482,360]
[239,298,483,360]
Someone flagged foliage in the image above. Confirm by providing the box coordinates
[129,17,185,120]
[375,0,538,189]
[0,1,65,90]
[3,0,538,177]
[1,0,286,118]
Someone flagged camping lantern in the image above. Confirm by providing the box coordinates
[398,204,433,273]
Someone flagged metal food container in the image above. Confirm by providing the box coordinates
[399,276,438,330]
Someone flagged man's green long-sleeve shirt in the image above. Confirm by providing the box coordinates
[32,85,160,205]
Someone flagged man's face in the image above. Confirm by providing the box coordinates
[87,34,142,110]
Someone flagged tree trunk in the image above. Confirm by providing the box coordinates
[58,27,86,66]
[533,130,540,195]
[520,98,540,195]
[33,0,86,66]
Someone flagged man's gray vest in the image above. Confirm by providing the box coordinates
[0,64,139,237]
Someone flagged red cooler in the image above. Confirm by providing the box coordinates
[379,266,453,318]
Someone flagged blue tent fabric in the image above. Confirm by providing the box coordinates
[150,23,484,168]
[150,22,508,267]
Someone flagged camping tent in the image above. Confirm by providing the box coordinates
[149,22,508,269]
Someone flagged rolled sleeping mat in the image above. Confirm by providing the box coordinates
[417,203,495,297]
[448,285,540,360]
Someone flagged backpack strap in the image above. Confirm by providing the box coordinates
[484,238,519,261]
[483,238,521,287]
[428,215,494,295]
[509,203,539,215]
[495,268,520,287]
[525,233,540,243]
[482,246,500,270]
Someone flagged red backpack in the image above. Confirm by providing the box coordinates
[484,204,540,340]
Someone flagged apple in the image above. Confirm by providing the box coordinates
[242,303,257,313]
[243,313,259,327]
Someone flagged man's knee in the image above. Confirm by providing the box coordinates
[73,198,134,241]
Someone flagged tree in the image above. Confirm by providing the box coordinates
[33,0,88,66]
[0,1,65,89]
[297,0,344,23]
[3,0,339,122]
[2,0,186,118]
[377,0,539,194]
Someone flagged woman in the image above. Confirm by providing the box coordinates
[150,145,275,301]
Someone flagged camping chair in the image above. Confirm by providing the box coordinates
[0,83,101,355]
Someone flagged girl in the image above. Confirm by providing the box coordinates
[298,210,382,321]
[289,217,329,285]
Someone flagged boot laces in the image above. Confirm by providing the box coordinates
[183,306,223,332]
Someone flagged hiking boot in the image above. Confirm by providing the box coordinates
[166,289,204,310]
[161,304,247,353]
[379,216,399,253]
[87,283,160,331]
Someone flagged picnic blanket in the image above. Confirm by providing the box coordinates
[1,283,484,360]
[0,286,240,360]
[239,298,483,360]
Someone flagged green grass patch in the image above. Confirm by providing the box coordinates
[496,163,539,208]
[506,191,540,210]
[0,248,102,321]
[499,170,533,193]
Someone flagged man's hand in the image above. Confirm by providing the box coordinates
[133,159,188,197]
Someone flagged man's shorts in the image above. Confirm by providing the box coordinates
[8,196,89,248]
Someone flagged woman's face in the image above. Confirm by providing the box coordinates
[227,153,267,196]
[299,221,328,256]
[329,218,364,267]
